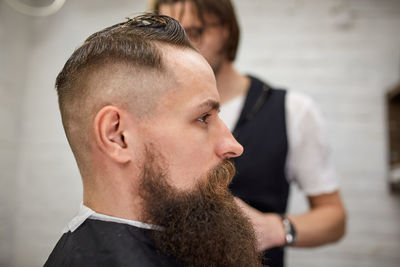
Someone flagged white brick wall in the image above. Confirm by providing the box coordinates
[0,0,399,266]
[0,3,30,266]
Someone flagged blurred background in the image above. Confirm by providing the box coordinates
[1,0,400,266]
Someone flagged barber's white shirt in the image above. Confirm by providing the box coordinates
[219,90,339,196]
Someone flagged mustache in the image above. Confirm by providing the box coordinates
[198,159,236,190]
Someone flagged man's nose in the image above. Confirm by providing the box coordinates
[216,121,244,159]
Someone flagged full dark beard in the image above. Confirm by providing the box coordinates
[139,152,262,267]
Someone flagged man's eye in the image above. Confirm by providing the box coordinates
[197,114,211,124]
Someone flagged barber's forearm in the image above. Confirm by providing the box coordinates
[235,193,346,250]
[288,204,346,247]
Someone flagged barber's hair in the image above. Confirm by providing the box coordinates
[151,0,240,61]
[56,14,194,170]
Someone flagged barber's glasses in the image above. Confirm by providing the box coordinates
[184,23,221,44]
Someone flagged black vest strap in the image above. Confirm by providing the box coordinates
[233,79,270,137]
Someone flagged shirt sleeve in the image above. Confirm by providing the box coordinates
[285,91,339,196]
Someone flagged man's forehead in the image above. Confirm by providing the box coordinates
[160,44,212,80]
[155,45,219,107]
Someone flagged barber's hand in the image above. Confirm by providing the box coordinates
[234,197,286,251]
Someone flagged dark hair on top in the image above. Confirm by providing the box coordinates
[151,0,240,61]
[56,13,194,113]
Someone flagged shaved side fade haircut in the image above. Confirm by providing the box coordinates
[150,0,240,61]
[56,14,194,174]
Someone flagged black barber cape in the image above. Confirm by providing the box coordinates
[44,219,183,267]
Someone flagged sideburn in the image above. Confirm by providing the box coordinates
[139,155,262,267]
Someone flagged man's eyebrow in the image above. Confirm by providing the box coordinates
[197,99,220,112]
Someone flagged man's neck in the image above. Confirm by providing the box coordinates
[215,61,250,104]
[82,176,144,223]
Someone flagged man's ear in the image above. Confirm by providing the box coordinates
[93,106,132,164]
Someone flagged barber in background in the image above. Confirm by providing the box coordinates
[151,1,347,266]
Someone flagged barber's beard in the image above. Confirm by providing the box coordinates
[139,152,262,267]
[210,52,226,76]
[210,46,227,75]
[211,59,223,75]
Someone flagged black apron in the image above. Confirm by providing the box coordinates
[44,219,183,267]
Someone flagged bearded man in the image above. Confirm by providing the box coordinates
[44,14,262,267]
[151,1,347,267]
